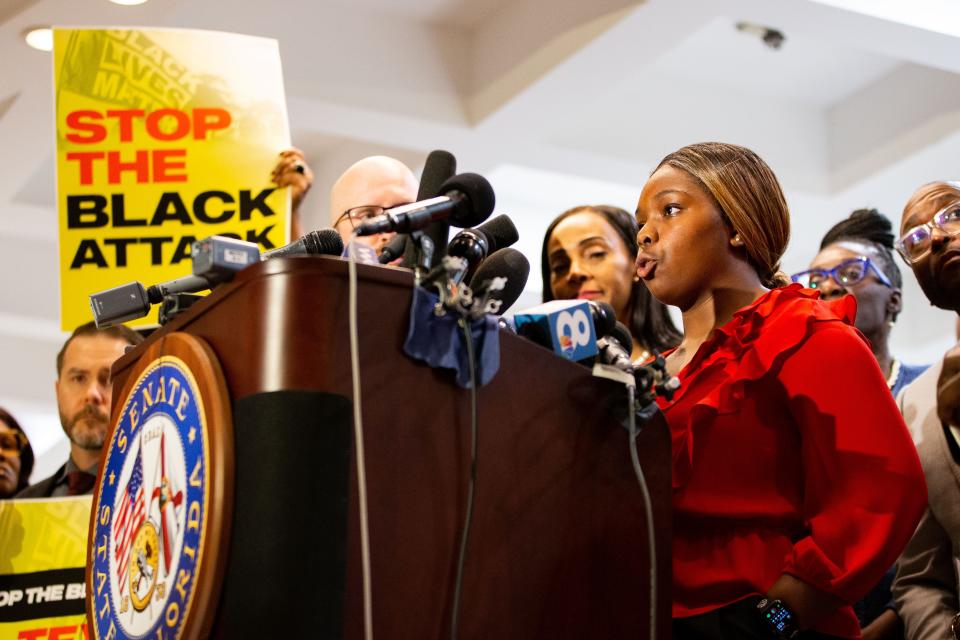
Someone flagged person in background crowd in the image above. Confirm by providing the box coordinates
[17,322,142,498]
[541,204,681,360]
[329,156,418,255]
[0,407,34,498]
[271,148,314,240]
[794,209,929,640]
[795,209,927,398]
[891,181,960,640]
[634,141,925,639]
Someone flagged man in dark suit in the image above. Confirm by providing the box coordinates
[17,322,142,498]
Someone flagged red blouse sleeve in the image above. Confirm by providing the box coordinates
[777,323,927,602]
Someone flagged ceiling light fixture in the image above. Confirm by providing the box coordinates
[109,0,150,5]
[23,27,53,52]
[735,21,786,50]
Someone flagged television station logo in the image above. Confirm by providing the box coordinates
[555,308,593,359]
[90,357,209,640]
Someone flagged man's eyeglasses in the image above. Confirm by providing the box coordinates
[791,256,893,290]
[0,431,25,456]
[896,201,960,264]
[334,205,398,231]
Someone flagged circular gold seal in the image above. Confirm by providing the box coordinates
[90,333,234,640]
[129,520,160,612]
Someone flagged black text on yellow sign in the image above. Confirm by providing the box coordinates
[62,108,279,269]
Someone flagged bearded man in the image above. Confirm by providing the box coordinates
[17,322,142,498]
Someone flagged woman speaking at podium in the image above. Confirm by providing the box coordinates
[633,142,925,639]
[541,204,681,360]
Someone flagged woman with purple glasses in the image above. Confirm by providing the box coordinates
[794,209,927,398]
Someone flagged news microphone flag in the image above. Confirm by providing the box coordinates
[512,299,598,362]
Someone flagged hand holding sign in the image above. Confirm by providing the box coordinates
[54,28,291,329]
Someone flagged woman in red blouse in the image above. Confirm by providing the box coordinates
[633,142,926,639]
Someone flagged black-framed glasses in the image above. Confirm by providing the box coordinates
[896,201,960,263]
[334,205,389,231]
[791,256,893,290]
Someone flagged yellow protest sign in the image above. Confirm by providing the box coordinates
[0,497,91,639]
[53,28,291,330]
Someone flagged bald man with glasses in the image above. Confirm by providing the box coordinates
[891,181,960,640]
[330,156,418,256]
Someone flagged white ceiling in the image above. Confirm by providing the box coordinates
[329,0,512,28]
[2,0,960,479]
[649,17,900,109]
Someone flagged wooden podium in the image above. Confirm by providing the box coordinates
[107,256,672,639]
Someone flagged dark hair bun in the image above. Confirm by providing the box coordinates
[820,208,894,251]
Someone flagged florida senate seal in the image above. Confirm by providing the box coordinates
[89,333,232,640]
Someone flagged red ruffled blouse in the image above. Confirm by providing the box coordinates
[658,284,926,638]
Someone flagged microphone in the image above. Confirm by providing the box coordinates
[90,229,345,327]
[90,275,216,328]
[174,228,344,290]
[146,274,214,303]
[89,280,156,326]
[609,321,633,353]
[355,172,495,236]
[378,234,408,264]
[597,320,634,371]
[510,299,620,361]
[468,247,530,314]
[512,299,599,361]
[585,300,617,340]
[262,228,344,259]
[448,214,519,283]
[416,150,457,268]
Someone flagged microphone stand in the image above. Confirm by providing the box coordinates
[409,230,435,277]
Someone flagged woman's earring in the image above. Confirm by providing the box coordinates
[731,234,744,247]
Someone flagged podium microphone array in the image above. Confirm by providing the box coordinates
[352,169,496,274]
[89,157,528,327]
[355,172,494,237]
[350,156,528,314]
[395,150,458,269]
[89,230,344,328]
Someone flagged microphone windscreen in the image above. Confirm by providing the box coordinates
[591,301,617,338]
[469,247,529,314]
[262,227,344,259]
[309,228,345,256]
[440,172,495,229]
[475,214,519,253]
[415,150,457,269]
[610,321,633,354]
[418,150,456,200]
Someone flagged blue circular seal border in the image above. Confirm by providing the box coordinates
[90,356,209,640]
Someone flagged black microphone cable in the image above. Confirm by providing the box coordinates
[625,382,657,640]
[450,313,480,640]
[591,334,657,640]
